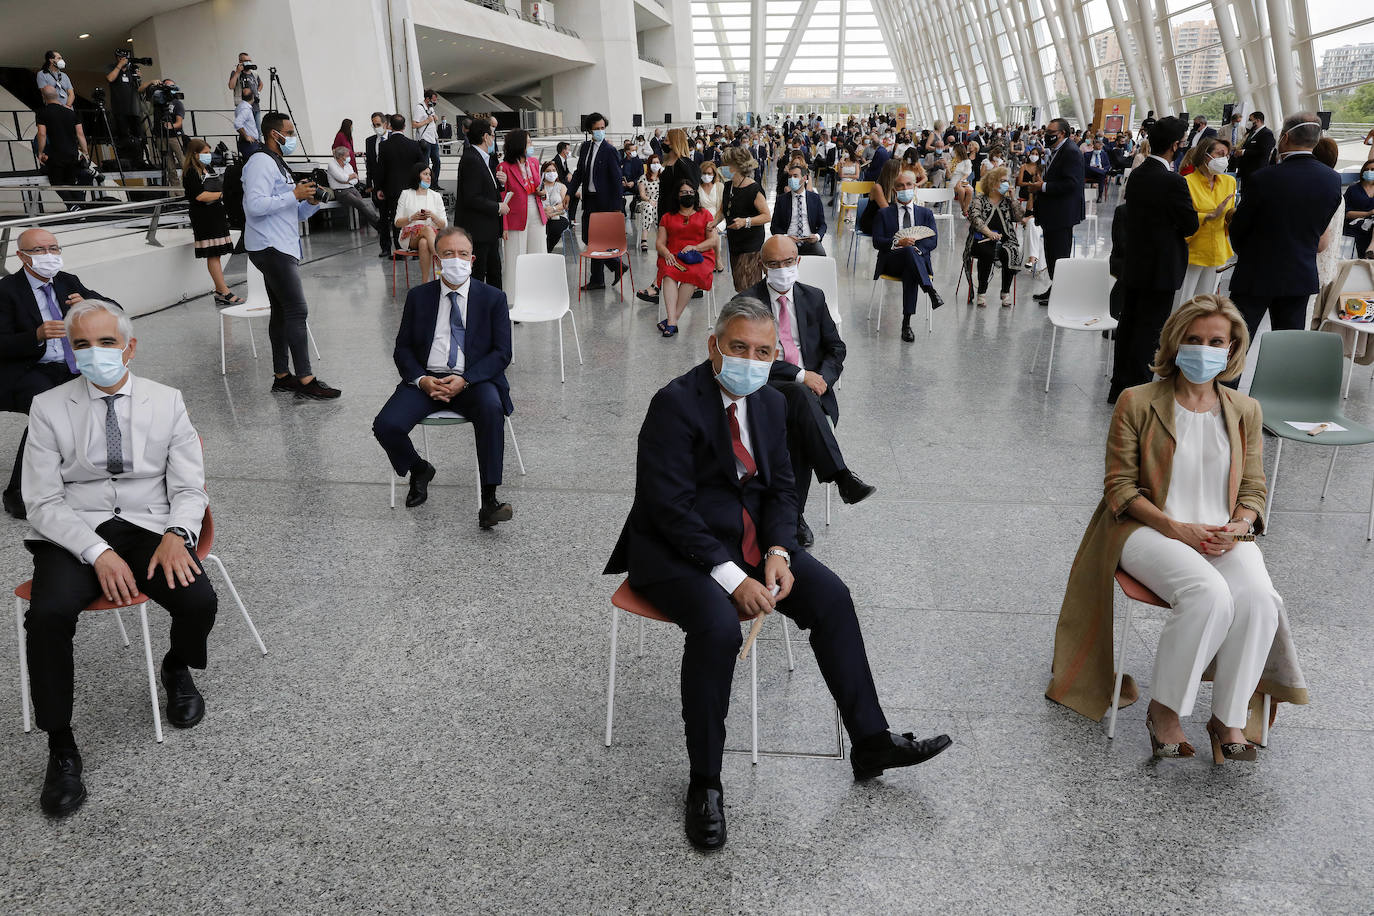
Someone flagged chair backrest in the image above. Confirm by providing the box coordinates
[1046,258,1112,322]
[197,507,214,559]
[509,252,571,319]
[917,187,954,207]
[585,211,626,252]
[797,255,841,325]
[839,180,873,196]
[852,197,869,235]
[1249,330,1345,418]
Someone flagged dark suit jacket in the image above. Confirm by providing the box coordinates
[604,361,799,587]
[743,279,845,420]
[1236,126,1275,182]
[0,269,110,397]
[392,278,513,414]
[375,133,426,202]
[566,139,624,214]
[1229,153,1342,297]
[1035,140,1086,231]
[871,202,937,280]
[453,145,502,243]
[1121,158,1198,292]
[620,153,644,189]
[553,154,571,186]
[862,145,891,181]
[770,190,828,241]
[364,133,382,192]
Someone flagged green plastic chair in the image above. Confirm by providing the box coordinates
[1249,330,1374,540]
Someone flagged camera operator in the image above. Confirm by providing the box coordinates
[147,77,186,186]
[242,112,341,401]
[34,86,89,207]
[105,51,153,168]
[228,52,261,123]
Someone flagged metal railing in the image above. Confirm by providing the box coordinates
[0,190,188,275]
[461,0,581,37]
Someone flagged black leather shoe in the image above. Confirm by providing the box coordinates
[161,663,205,729]
[478,501,513,529]
[581,280,606,291]
[684,784,727,851]
[924,287,945,310]
[796,516,815,548]
[3,489,26,520]
[40,749,86,817]
[405,460,436,508]
[900,325,916,343]
[834,470,876,505]
[1033,288,1051,304]
[851,731,952,780]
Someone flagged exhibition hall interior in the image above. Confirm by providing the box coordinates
[2,0,1374,911]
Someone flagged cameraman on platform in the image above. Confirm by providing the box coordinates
[228,52,261,124]
[242,112,341,401]
[105,51,153,168]
[147,77,185,185]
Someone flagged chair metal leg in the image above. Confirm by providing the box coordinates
[1321,446,1339,501]
[245,317,257,359]
[1343,354,1354,400]
[1265,438,1282,534]
[569,310,584,365]
[505,417,526,475]
[138,603,164,744]
[204,554,267,655]
[1260,693,1271,747]
[825,483,832,525]
[16,596,30,733]
[867,277,879,321]
[833,703,845,758]
[307,323,321,361]
[113,608,130,647]
[604,608,619,747]
[750,624,759,765]
[389,468,396,509]
[219,315,227,375]
[1044,326,1058,393]
[1107,595,1134,740]
[781,617,795,672]
[556,313,566,384]
[473,461,481,511]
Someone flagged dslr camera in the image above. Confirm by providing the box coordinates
[115,48,154,66]
[306,168,335,204]
[147,81,184,107]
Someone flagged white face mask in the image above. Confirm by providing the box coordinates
[544,171,557,182]
[27,252,63,279]
[649,163,662,172]
[55,59,65,71]
[766,264,798,292]
[1207,157,1230,175]
[375,125,386,137]
[440,257,472,287]
[701,173,714,184]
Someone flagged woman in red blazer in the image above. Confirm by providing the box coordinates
[331,118,357,172]
[498,129,547,303]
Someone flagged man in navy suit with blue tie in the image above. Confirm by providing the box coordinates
[372,227,514,529]
[1085,137,1111,202]
[604,296,951,851]
[872,169,943,343]
[770,164,827,256]
[566,113,625,290]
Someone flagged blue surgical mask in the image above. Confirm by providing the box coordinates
[998,181,1011,194]
[198,152,212,166]
[720,166,732,180]
[714,352,771,398]
[276,132,299,155]
[419,180,430,190]
[1174,344,1230,384]
[592,129,606,143]
[74,345,129,387]
[788,177,802,191]
[1364,170,1374,182]
[895,188,915,203]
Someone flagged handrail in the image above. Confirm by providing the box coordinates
[460,0,581,37]
[0,192,188,274]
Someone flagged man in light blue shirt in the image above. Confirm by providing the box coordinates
[242,112,340,400]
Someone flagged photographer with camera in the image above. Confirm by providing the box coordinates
[147,77,185,185]
[105,50,154,168]
[34,86,89,207]
[228,52,261,121]
[413,88,443,192]
[242,112,340,401]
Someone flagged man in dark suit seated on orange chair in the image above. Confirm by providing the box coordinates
[604,296,951,852]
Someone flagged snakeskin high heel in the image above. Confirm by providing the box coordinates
[1207,721,1257,764]
[1147,716,1195,759]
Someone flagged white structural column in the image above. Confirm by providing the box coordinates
[1051,0,1096,120]
[705,2,740,83]
[1289,0,1319,111]
[1008,0,1052,116]
[1104,0,1150,109]
[762,0,822,110]
[1247,0,1282,119]
[1265,0,1300,115]
[962,0,1010,120]
[1132,0,1174,116]
[549,0,643,130]
[835,0,848,101]
[955,3,998,118]
[1209,0,1251,111]
[1033,0,1088,120]
[749,0,765,114]
[991,0,1041,112]
[936,0,987,122]
[1070,0,1100,102]
[1151,0,1184,110]
[871,1,921,118]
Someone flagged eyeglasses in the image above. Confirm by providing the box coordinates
[761,257,799,269]
[19,246,61,255]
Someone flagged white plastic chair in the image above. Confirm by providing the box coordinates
[1038,258,1116,392]
[798,255,841,335]
[1074,188,1099,256]
[387,410,525,509]
[217,303,321,375]
[916,187,954,239]
[508,252,582,383]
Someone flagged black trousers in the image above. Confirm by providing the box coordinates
[796,239,826,257]
[45,158,82,204]
[884,248,934,317]
[471,238,503,290]
[581,208,624,283]
[372,380,506,486]
[3,362,78,497]
[246,247,312,377]
[377,198,399,255]
[1112,286,1175,391]
[637,551,888,778]
[420,140,442,187]
[971,239,1013,295]
[25,518,218,732]
[1042,225,1073,281]
[545,216,570,252]
[1233,293,1310,341]
[772,380,844,511]
[110,110,145,165]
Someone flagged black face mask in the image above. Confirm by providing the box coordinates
[679,193,698,208]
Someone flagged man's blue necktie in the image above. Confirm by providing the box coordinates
[447,291,465,369]
[41,284,77,373]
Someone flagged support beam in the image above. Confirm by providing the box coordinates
[762,0,823,111]
[1105,0,1150,109]
[749,0,764,115]
[705,2,739,83]
[835,0,848,101]
[1132,0,1174,115]
[1210,0,1251,112]
[1033,0,1088,122]
[1152,0,1185,109]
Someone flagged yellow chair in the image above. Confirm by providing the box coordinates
[837,181,873,235]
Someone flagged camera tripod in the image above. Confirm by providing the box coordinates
[90,100,130,188]
[265,67,302,153]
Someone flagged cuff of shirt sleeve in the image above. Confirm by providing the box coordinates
[709,561,748,596]
[794,367,806,383]
[81,542,111,566]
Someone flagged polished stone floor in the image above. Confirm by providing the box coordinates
[2,181,1372,915]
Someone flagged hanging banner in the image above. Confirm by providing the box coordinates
[896,105,908,130]
[953,105,971,131]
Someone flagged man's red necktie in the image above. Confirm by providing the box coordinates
[727,403,762,567]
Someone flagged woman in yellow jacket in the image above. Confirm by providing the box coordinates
[1175,138,1236,308]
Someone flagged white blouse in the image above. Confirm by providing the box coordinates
[1162,401,1232,526]
[395,188,447,228]
[951,160,973,187]
[697,180,723,220]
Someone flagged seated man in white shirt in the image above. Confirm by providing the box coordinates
[22,299,216,818]
[327,145,381,231]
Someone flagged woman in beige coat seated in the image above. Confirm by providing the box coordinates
[1047,295,1307,762]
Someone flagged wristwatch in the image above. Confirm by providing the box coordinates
[764,547,790,567]
[166,526,193,548]
[1229,516,1255,535]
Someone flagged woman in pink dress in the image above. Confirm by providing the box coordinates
[655,177,719,338]
[498,128,546,303]
[331,118,356,172]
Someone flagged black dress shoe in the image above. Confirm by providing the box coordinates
[40,749,86,817]
[796,516,815,548]
[478,500,513,529]
[1033,287,1052,304]
[378,250,393,258]
[405,460,436,508]
[851,731,952,781]
[834,470,876,505]
[900,325,916,343]
[684,784,727,851]
[924,286,945,310]
[582,280,606,291]
[161,663,205,729]
[3,489,26,520]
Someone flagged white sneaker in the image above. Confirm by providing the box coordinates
[1001,293,1012,308]
[975,293,986,307]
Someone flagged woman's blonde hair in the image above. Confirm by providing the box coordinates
[722,145,756,176]
[699,159,719,181]
[977,165,1010,196]
[665,128,689,160]
[1151,293,1250,382]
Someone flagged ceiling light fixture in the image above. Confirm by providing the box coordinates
[78,33,90,39]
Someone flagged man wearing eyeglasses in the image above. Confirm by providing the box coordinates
[0,228,115,518]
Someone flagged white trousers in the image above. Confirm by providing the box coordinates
[1173,262,1221,312]
[502,196,545,304]
[1021,219,1044,270]
[1120,526,1281,727]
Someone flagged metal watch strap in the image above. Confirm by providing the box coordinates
[765,547,790,566]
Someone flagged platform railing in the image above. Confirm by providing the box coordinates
[0,190,188,275]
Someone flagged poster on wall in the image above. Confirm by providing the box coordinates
[531,2,555,24]
[717,82,736,125]
[953,105,971,130]
[896,105,908,130]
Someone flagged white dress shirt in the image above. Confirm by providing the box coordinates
[710,387,755,595]
[233,99,258,141]
[420,279,471,378]
[789,191,812,238]
[1148,154,1175,172]
[766,283,807,382]
[413,102,437,145]
[326,159,359,190]
[79,374,135,564]
[26,269,67,366]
